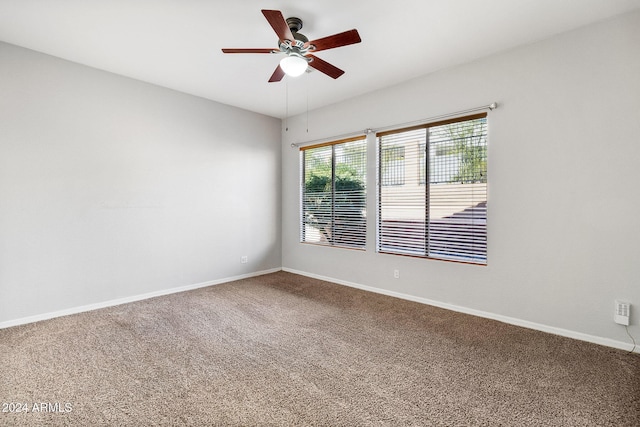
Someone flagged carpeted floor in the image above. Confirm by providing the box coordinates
[1,271,639,426]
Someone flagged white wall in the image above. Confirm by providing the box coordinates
[0,42,282,325]
[282,11,640,349]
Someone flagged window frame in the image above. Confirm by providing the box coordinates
[300,136,367,250]
[376,113,488,265]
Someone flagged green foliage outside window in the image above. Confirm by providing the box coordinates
[303,144,366,247]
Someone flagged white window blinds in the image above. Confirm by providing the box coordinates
[301,137,367,249]
[377,114,487,264]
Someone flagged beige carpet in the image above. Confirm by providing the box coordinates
[1,271,638,426]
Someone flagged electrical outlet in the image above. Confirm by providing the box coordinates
[393,269,400,279]
[240,256,248,264]
[614,300,630,326]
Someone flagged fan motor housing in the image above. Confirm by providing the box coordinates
[279,17,309,53]
[293,32,309,44]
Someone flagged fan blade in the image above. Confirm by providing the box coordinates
[222,48,275,54]
[307,54,345,79]
[268,65,285,83]
[262,9,294,42]
[307,29,361,52]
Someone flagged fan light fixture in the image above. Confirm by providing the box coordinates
[280,55,308,77]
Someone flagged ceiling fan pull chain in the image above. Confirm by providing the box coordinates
[285,78,289,132]
[306,76,309,133]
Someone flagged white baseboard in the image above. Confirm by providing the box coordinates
[282,267,639,354]
[4,266,636,355]
[0,268,282,330]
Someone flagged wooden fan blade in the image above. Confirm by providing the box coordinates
[307,54,345,79]
[262,9,294,42]
[307,29,361,52]
[269,65,286,83]
[222,48,275,54]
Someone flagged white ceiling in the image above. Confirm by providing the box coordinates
[1,1,639,118]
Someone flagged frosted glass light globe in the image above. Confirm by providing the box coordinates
[280,55,308,77]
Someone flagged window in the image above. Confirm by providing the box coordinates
[301,137,367,249]
[377,114,487,264]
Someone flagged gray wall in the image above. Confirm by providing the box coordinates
[281,11,640,349]
[0,42,282,324]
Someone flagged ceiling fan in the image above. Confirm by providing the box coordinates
[222,9,361,82]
